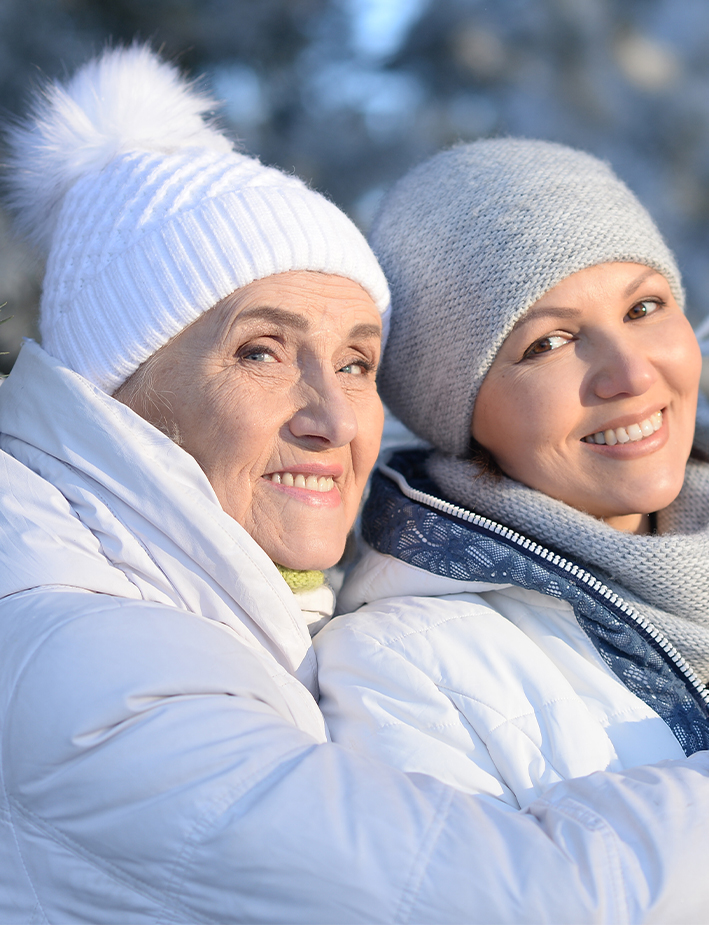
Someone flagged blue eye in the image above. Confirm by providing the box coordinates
[339,358,374,375]
[243,348,276,363]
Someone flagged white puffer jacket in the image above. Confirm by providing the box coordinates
[317,548,686,808]
[3,342,709,924]
[316,454,708,810]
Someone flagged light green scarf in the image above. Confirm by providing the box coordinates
[275,564,325,593]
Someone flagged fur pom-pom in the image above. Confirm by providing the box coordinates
[3,43,233,254]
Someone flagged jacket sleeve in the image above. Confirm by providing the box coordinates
[316,595,523,805]
[3,587,709,925]
[315,594,639,810]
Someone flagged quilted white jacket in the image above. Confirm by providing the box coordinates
[317,547,687,808]
[2,342,709,924]
[316,452,709,811]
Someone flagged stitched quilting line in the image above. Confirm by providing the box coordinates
[0,797,46,922]
[393,778,455,924]
[342,621,592,734]
[8,797,207,924]
[363,456,709,756]
[528,795,629,923]
[164,742,319,910]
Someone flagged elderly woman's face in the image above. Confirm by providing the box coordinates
[471,262,702,533]
[119,271,384,569]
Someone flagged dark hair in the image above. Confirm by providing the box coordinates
[468,437,504,479]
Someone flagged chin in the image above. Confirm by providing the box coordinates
[635,478,687,516]
[272,541,346,572]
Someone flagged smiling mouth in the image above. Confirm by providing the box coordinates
[263,472,334,492]
[582,410,663,445]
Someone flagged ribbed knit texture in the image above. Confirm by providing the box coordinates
[371,139,683,457]
[5,46,390,393]
[275,564,325,592]
[41,148,390,392]
[427,398,709,684]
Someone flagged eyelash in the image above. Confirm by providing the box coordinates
[522,334,570,360]
[237,343,376,375]
[626,298,663,320]
[521,297,665,360]
[236,343,278,365]
[339,358,375,376]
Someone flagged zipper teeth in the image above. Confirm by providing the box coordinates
[380,461,709,707]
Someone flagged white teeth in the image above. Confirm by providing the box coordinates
[264,472,334,492]
[584,411,663,446]
[616,427,630,444]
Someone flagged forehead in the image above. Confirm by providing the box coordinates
[513,263,667,331]
[222,270,382,332]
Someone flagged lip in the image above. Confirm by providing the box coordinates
[263,463,344,479]
[261,462,344,508]
[582,407,665,440]
[581,408,668,458]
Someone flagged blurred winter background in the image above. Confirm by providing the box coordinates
[2,0,709,389]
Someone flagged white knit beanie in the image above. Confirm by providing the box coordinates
[4,44,390,393]
[371,139,684,458]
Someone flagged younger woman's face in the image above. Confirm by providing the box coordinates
[471,262,702,533]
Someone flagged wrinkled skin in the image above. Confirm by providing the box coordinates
[116,270,384,569]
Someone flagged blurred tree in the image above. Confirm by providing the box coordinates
[2,0,709,371]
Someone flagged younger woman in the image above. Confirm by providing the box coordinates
[316,139,709,809]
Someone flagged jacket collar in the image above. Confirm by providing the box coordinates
[0,341,318,692]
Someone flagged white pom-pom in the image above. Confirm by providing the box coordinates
[4,43,233,254]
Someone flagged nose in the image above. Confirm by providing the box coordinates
[589,335,658,400]
[288,366,358,448]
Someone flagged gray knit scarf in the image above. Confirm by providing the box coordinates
[427,399,709,684]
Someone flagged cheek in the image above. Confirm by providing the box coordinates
[473,370,578,477]
[185,384,282,485]
[356,397,385,469]
[656,319,702,436]
[672,326,703,397]
[343,396,385,513]
[473,375,533,453]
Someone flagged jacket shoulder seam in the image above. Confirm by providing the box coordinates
[8,796,207,923]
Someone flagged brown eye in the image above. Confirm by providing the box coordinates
[530,338,553,355]
[627,300,659,320]
[523,334,568,359]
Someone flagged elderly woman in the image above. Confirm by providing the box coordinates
[2,50,709,924]
[317,139,709,807]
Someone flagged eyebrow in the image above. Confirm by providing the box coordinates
[235,306,309,330]
[511,305,581,332]
[512,267,665,332]
[623,266,660,296]
[232,306,381,340]
[347,323,382,340]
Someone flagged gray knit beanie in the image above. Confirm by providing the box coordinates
[371,138,684,457]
